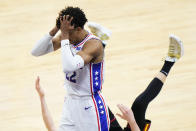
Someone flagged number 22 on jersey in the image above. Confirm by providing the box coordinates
[66,72,77,83]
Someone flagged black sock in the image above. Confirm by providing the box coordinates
[160,60,175,76]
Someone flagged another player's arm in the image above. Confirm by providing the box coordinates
[117,104,140,131]
[35,77,57,131]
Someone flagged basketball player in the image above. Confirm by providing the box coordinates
[32,7,111,131]
[34,31,184,131]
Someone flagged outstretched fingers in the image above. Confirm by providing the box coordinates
[116,104,135,122]
[35,76,40,90]
[117,104,126,114]
[60,15,74,30]
[116,104,127,120]
[35,76,45,97]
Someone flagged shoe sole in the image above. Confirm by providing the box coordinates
[169,34,184,58]
[87,21,112,37]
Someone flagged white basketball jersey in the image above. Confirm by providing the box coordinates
[64,33,105,96]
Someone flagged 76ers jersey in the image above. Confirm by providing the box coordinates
[64,33,105,96]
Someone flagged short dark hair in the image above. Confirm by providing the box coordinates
[56,6,88,29]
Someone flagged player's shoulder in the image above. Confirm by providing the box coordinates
[86,33,102,45]
[81,37,103,58]
[83,37,103,51]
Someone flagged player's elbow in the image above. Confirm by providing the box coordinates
[63,68,72,73]
[62,56,84,73]
[31,49,41,57]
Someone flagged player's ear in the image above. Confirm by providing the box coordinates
[75,27,82,31]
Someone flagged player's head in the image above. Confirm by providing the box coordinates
[56,6,88,43]
[57,6,87,29]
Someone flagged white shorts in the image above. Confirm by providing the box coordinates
[58,92,110,131]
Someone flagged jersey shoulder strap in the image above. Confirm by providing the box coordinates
[73,33,101,49]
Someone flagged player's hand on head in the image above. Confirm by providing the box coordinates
[48,15,60,36]
[60,15,75,34]
[35,76,45,98]
[56,10,64,29]
[116,104,135,122]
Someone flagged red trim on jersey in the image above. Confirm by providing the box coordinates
[90,63,101,131]
[98,91,110,129]
[92,96,101,131]
[73,34,91,48]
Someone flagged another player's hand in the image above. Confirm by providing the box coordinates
[60,15,75,39]
[116,104,135,123]
[35,76,45,98]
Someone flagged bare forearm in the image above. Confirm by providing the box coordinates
[40,97,56,131]
[128,119,140,131]
[49,26,59,36]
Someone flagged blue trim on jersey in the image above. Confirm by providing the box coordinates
[91,62,102,93]
[94,93,109,131]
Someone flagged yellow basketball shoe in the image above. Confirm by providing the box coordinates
[166,34,184,62]
[87,22,112,46]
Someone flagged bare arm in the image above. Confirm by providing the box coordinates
[52,33,61,51]
[50,26,61,51]
[35,77,57,131]
[117,104,140,131]
[77,39,103,64]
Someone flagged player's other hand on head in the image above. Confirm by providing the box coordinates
[60,15,75,34]
[56,16,61,29]
[116,104,135,122]
[35,76,45,98]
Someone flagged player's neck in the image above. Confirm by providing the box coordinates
[72,30,89,46]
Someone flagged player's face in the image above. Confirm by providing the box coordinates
[69,29,77,44]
